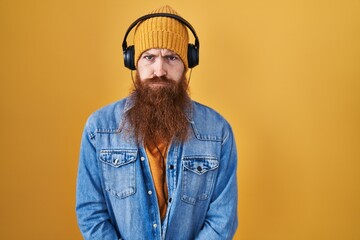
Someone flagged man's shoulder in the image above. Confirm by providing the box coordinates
[191,101,232,139]
[191,101,228,123]
[85,97,128,132]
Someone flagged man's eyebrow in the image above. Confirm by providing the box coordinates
[163,52,179,56]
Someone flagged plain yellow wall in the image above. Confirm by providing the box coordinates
[0,0,359,239]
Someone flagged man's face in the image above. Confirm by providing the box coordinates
[137,48,185,87]
[128,48,190,145]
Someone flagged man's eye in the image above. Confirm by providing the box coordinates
[167,56,178,61]
[144,55,153,60]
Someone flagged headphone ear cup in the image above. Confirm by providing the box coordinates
[124,45,136,70]
[187,43,199,68]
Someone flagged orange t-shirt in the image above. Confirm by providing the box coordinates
[145,142,169,220]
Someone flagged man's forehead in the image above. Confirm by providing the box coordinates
[143,48,179,55]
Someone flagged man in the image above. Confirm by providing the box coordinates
[76,5,238,240]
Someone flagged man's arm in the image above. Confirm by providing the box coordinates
[76,122,119,240]
[196,124,238,240]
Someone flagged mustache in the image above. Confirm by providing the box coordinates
[143,76,176,85]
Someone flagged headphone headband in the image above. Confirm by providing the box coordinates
[122,12,200,70]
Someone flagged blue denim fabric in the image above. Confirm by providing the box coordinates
[76,97,238,240]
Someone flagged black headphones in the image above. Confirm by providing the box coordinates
[122,13,200,70]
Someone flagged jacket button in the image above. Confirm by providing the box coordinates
[148,190,152,195]
[169,165,174,169]
[140,157,145,161]
[197,166,202,172]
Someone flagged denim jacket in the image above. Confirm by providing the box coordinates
[76,97,238,240]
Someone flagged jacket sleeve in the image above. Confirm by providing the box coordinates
[195,124,238,240]
[76,121,120,240]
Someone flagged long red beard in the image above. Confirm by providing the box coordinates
[126,74,191,146]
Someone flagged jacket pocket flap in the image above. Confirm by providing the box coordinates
[183,156,219,175]
[100,149,137,167]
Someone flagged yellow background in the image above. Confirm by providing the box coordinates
[0,0,359,239]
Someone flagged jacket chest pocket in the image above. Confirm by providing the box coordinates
[181,156,219,205]
[99,149,137,199]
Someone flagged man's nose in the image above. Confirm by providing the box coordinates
[153,59,167,77]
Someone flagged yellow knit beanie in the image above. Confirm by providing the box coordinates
[134,5,189,69]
